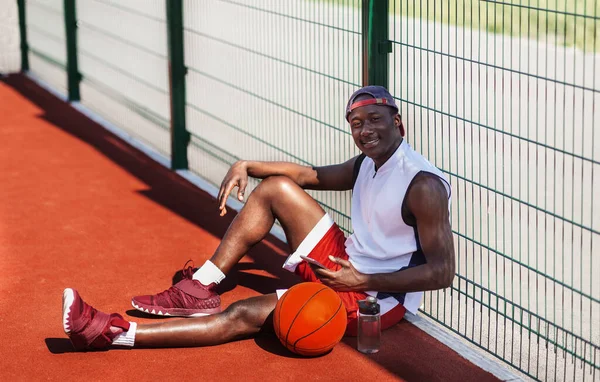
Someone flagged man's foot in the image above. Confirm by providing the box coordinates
[62,288,131,351]
[131,262,221,317]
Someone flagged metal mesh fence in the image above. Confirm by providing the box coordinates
[0,1,21,73]
[77,0,171,156]
[388,1,599,380]
[26,0,67,96]
[183,0,362,232]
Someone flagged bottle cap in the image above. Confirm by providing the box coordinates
[358,296,380,315]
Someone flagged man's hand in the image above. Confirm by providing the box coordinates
[313,256,368,292]
[217,161,249,216]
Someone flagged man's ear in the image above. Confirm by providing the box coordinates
[394,114,405,136]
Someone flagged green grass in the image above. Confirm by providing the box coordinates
[318,0,600,52]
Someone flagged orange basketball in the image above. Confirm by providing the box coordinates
[273,282,347,356]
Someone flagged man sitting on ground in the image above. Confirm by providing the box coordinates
[62,86,455,350]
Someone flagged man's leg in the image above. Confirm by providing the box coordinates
[134,294,278,348]
[63,176,328,350]
[63,288,278,350]
[209,175,327,274]
[131,176,327,317]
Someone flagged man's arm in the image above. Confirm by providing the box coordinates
[315,173,455,292]
[217,157,360,216]
[244,158,358,190]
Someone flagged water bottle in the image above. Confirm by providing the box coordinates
[357,296,381,353]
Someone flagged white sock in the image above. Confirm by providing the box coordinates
[112,322,137,347]
[192,260,226,285]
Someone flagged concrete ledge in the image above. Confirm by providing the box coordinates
[25,71,68,102]
[404,312,526,381]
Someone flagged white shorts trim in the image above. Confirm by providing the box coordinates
[276,289,287,299]
[281,213,334,273]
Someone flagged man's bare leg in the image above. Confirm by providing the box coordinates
[65,176,326,350]
[133,177,327,346]
[209,175,326,274]
[63,288,279,350]
[132,177,326,346]
[134,294,278,348]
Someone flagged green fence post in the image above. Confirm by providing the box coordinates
[17,0,29,72]
[362,0,391,87]
[63,0,80,101]
[166,0,189,170]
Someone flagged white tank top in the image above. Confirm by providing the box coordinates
[345,140,451,314]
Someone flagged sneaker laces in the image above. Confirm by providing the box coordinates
[153,260,199,307]
[155,285,188,307]
[181,259,196,279]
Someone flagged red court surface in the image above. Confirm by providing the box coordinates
[0,74,500,382]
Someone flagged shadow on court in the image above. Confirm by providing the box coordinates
[2,75,299,295]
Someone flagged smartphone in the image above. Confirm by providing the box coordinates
[299,255,328,270]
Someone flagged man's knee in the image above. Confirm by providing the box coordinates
[223,300,264,333]
[253,175,300,199]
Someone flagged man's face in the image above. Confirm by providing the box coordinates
[347,95,403,163]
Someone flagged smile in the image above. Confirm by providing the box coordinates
[361,138,379,148]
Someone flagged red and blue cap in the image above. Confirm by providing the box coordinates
[345,85,399,121]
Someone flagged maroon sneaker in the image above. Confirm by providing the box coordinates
[62,288,131,351]
[131,262,221,317]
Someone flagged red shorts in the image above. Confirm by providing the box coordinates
[280,215,406,336]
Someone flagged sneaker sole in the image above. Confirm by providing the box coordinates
[131,300,221,317]
[62,288,76,334]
